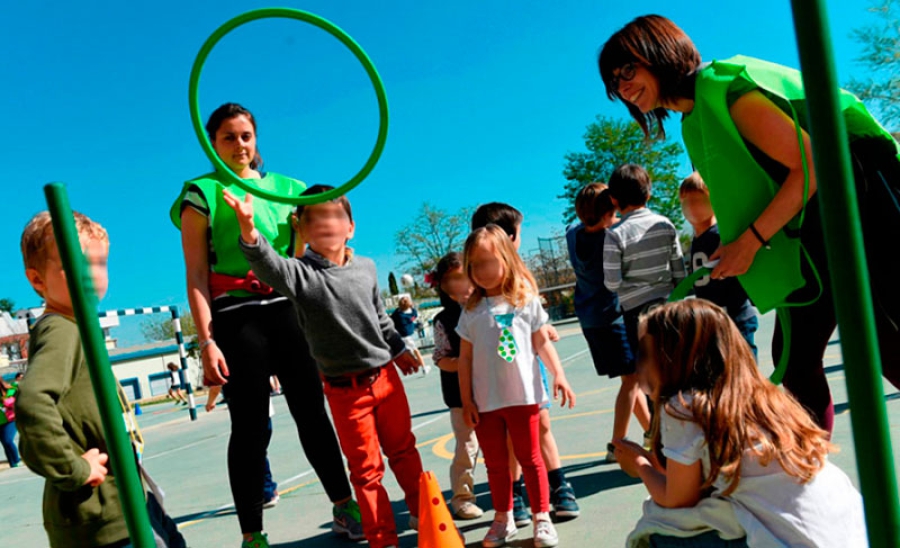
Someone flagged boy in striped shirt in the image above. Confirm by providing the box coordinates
[603,163,686,353]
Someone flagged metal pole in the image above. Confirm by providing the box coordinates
[788,2,900,545]
[171,306,198,420]
[44,183,156,547]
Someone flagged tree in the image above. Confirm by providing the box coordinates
[141,314,197,342]
[559,116,685,227]
[394,203,472,279]
[0,298,14,314]
[845,0,900,132]
[388,272,399,296]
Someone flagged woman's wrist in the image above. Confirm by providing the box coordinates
[199,338,216,353]
[747,222,771,250]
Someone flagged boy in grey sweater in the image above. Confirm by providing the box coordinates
[224,185,423,548]
[603,164,686,354]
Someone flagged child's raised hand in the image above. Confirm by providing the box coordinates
[221,189,258,245]
[82,448,109,487]
[462,401,479,428]
[553,375,576,409]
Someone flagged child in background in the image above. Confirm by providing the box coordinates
[613,300,866,547]
[471,202,580,524]
[457,225,576,548]
[566,183,651,462]
[431,252,483,520]
[16,211,186,548]
[603,164,686,355]
[227,185,424,548]
[391,296,428,374]
[166,362,189,405]
[679,172,759,358]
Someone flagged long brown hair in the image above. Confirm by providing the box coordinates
[640,300,832,496]
[598,15,701,138]
[463,225,538,310]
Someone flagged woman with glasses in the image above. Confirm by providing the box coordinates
[598,15,900,435]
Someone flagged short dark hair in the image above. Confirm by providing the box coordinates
[434,251,463,308]
[471,202,523,239]
[598,15,701,138]
[574,183,615,226]
[608,164,652,208]
[295,184,353,223]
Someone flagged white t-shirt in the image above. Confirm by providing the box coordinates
[456,294,548,413]
[628,394,868,548]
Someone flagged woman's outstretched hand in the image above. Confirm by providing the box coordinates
[222,189,258,245]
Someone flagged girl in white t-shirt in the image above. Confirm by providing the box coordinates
[613,300,867,548]
[457,225,575,548]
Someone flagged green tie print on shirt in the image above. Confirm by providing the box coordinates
[494,313,517,362]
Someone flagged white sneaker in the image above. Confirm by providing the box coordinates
[533,519,559,547]
[454,500,484,520]
[263,493,280,509]
[482,520,517,547]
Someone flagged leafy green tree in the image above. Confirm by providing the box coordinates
[394,203,472,279]
[559,116,685,227]
[0,299,14,314]
[141,313,197,342]
[845,0,900,133]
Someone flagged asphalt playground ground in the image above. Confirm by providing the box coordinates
[2,312,898,547]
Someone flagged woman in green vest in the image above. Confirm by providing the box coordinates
[597,15,900,434]
[171,103,362,548]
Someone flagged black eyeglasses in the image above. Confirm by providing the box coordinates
[610,62,638,90]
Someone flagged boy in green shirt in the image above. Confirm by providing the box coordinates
[16,211,185,548]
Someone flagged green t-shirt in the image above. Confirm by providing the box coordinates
[16,314,128,547]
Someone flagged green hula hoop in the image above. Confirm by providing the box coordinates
[188,8,389,205]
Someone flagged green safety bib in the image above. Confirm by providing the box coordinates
[169,172,305,293]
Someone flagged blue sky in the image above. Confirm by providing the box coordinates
[1,0,880,344]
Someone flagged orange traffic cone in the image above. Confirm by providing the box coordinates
[417,470,465,548]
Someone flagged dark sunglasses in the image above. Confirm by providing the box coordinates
[610,62,638,90]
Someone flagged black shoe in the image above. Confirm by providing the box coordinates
[512,492,531,526]
[550,481,580,519]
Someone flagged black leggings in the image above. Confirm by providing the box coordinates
[214,299,351,533]
[774,139,900,432]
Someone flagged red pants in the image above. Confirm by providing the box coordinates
[323,364,423,548]
[476,404,549,514]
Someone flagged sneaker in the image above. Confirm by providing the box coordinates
[551,481,580,519]
[512,492,531,526]
[454,501,484,520]
[240,532,269,548]
[533,519,559,547]
[332,499,365,540]
[482,520,517,547]
[605,442,617,463]
[262,492,279,509]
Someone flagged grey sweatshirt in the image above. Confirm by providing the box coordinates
[240,235,407,376]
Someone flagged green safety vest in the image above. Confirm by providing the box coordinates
[169,172,305,293]
[682,55,898,314]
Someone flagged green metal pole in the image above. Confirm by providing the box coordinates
[788,2,900,546]
[44,183,157,547]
